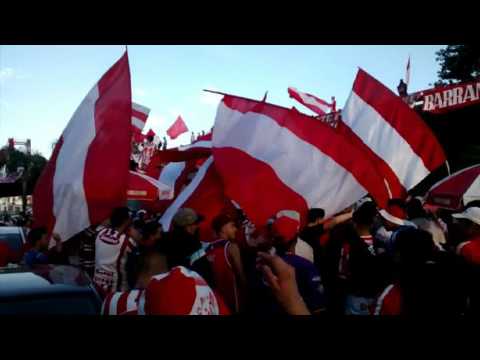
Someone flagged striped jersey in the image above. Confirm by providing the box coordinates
[102,289,145,315]
[93,227,136,295]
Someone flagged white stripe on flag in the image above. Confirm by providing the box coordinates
[158,162,186,190]
[179,141,212,151]
[295,89,331,113]
[342,91,430,190]
[52,85,99,241]
[213,103,367,217]
[132,116,146,130]
[132,102,150,114]
[159,157,213,231]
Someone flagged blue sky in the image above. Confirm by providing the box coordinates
[0,45,445,158]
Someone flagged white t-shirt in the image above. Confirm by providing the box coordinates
[93,228,136,293]
[295,238,314,263]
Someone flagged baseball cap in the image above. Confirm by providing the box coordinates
[172,208,205,227]
[271,210,300,243]
[139,266,220,315]
[353,197,373,212]
[211,213,235,234]
[452,207,480,226]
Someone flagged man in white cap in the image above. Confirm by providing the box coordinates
[453,207,480,266]
[377,199,417,255]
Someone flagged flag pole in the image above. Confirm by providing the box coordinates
[446,160,451,176]
[203,89,268,104]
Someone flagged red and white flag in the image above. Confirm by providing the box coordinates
[167,116,189,140]
[288,87,335,115]
[405,56,411,88]
[131,103,150,133]
[127,171,172,202]
[212,95,390,227]
[159,156,233,241]
[33,52,132,243]
[341,69,446,199]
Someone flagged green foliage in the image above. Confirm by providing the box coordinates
[435,45,480,86]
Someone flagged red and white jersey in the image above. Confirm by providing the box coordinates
[374,284,402,315]
[139,266,222,315]
[140,142,156,170]
[93,228,136,295]
[205,240,238,313]
[101,289,144,315]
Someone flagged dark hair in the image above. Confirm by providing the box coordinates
[142,221,162,240]
[307,208,325,223]
[394,227,435,266]
[27,227,47,246]
[353,201,377,226]
[110,207,131,228]
[406,198,427,220]
[126,248,163,289]
[147,135,154,142]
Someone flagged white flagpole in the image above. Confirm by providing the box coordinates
[445,160,451,176]
[405,55,411,88]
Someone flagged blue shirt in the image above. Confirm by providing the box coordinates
[23,249,49,267]
[252,253,326,314]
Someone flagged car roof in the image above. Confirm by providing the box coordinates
[0,264,96,298]
[0,227,22,234]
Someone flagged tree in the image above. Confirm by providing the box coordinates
[1,147,47,212]
[435,45,480,86]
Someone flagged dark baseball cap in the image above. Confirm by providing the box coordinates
[172,208,205,227]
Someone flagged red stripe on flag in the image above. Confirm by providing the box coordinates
[32,137,64,232]
[83,52,132,226]
[352,69,446,172]
[132,109,148,122]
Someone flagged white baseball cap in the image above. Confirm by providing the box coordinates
[452,207,480,226]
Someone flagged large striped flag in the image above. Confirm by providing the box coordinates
[131,103,150,133]
[212,95,390,227]
[288,87,336,115]
[33,52,132,243]
[341,69,446,201]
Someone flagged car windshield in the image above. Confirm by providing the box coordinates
[0,294,100,315]
[0,233,22,252]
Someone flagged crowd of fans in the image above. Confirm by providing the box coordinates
[2,194,480,316]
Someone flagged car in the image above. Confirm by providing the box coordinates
[0,264,102,314]
[0,226,26,258]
